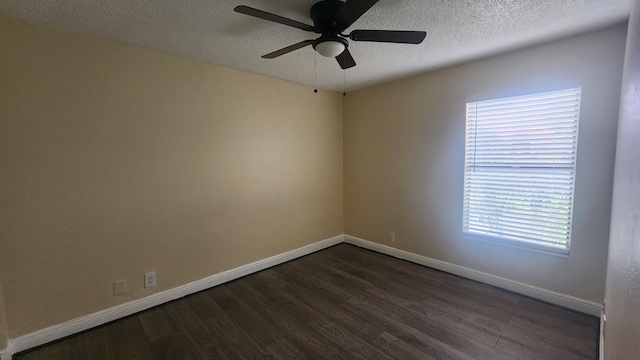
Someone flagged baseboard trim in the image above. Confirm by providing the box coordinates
[599,310,605,360]
[5,233,604,357]
[0,346,12,360]
[344,235,603,317]
[6,235,344,357]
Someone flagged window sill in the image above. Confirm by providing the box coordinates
[463,232,570,256]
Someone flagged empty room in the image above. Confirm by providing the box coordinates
[1,0,639,359]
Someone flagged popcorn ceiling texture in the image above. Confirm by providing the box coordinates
[0,0,630,91]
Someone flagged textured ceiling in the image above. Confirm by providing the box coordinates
[0,0,631,92]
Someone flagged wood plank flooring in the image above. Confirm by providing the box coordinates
[15,244,600,360]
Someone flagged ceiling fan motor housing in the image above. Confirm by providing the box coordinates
[310,0,345,34]
[234,0,426,69]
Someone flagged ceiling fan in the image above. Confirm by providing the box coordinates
[234,0,427,69]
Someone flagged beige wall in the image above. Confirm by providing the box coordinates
[0,282,7,350]
[0,18,343,338]
[344,24,627,303]
[0,12,629,347]
[604,0,640,358]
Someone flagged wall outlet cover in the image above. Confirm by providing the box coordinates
[144,272,157,288]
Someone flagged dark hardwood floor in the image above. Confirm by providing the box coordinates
[15,244,600,360]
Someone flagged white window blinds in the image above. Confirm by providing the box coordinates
[463,88,581,252]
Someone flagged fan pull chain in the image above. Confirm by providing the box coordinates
[314,51,318,93]
[343,68,347,97]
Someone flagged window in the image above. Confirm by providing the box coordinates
[462,88,581,253]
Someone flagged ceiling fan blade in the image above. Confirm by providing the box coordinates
[234,5,315,32]
[349,30,427,44]
[335,0,379,31]
[336,48,356,69]
[262,40,315,59]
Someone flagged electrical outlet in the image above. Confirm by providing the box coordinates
[144,271,157,288]
[113,280,126,296]
[389,233,396,243]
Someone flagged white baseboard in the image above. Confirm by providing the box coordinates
[5,233,604,358]
[344,235,603,317]
[599,310,605,360]
[0,347,11,360]
[6,235,344,357]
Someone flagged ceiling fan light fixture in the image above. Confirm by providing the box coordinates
[313,37,348,58]
[235,1,427,69]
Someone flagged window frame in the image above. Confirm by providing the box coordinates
[462,87,582,255]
